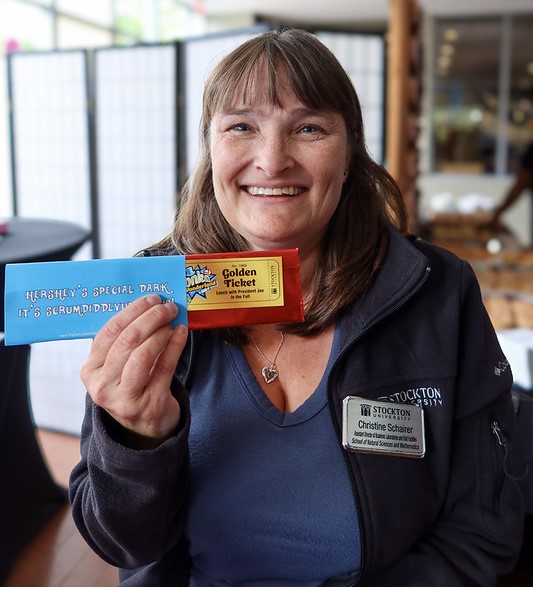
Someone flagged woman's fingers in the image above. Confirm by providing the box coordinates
[85,295,171,369]
[104,300,178,377]
[148,323,189,391]
[80,295,180,398]
[115,324,189,438]
[119,322,187,394]
[79,295,188,438]
[84,296,176,370]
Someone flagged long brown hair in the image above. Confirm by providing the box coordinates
[156,28,407,342]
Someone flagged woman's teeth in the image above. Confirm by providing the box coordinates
[246,186,305,196]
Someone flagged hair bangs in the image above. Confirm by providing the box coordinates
[204,31,350,119]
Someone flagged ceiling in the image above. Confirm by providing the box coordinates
[202,0,533,26]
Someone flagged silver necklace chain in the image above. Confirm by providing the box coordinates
[250,331,284,384]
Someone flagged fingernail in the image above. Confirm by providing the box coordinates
[146,295,161,305]
[176,323,188,336]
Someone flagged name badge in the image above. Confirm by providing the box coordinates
[342,396,425,458]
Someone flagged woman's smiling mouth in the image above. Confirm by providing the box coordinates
[244,186,306,196]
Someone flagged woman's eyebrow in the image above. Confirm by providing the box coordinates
[290,108,323,117]
[218,107,325,118]
[218,107,254,116]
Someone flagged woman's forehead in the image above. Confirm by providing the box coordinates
[212,58,291,104]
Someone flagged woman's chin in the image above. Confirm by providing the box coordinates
[244,234,298,252]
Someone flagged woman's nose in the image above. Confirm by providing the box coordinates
[255,135,293,176]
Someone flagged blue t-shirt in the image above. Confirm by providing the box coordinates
[186,325,360,586]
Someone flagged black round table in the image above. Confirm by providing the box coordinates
[0,217,91,331]
[0,217,90,583]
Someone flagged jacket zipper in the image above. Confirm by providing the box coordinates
[490,420,508,447]
[327,264,431,586]
[491,420,524,481]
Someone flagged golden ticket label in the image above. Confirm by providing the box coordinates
[186,256,284,311]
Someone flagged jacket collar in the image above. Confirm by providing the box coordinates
[340,225,430,343]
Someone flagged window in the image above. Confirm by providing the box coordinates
[57,16,113,49]
[56,0,114,28]
[0,0,208,217]
[432,15,533,175]
[508,16,533,173]
[0,0,53,51]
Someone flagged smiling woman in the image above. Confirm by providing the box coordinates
[172,28,407,336]
[209,92,349,259]
[69,28,524,587]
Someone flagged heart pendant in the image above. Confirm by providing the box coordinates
[261,366,279,384]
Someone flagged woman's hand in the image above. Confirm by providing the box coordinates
[80,295,188,443]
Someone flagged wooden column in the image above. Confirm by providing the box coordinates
[386,0,422,229]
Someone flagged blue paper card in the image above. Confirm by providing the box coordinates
[4,256,187,346]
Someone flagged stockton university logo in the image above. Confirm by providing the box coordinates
[360,404,372,417]
[379,386,444,408]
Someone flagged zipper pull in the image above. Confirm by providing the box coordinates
[491,420,508,447]
[491,420,526,481]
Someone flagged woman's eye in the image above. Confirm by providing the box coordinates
[299,124,321,134]
[231,123,252,132]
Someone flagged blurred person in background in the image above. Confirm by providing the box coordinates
[484,141,533,238]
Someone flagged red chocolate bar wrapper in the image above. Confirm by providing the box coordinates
[185,249,304,329]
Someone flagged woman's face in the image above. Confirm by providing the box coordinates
[209,77,350,257]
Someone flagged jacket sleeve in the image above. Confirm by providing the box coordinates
[366,260,525,586]
[68,379,191,569]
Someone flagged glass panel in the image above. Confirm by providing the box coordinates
[114,0,156,43]
[508,15,533,174]
[113,0,207,44]
[57,16,112,49]
[0,55,12,216]
[57,0,113,27]
[433,18,502,174]
[0,0,53,52]
[157,0,206,41]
